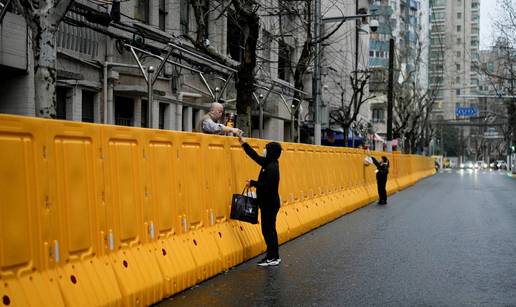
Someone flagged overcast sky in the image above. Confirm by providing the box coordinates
[480,0,500,49]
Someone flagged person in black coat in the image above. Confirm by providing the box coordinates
[239,135,282,266]
[370,155,389,205]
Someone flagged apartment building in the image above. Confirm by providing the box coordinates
[428,0,480,120]
[367,0,430,150]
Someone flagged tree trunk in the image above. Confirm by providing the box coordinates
[13,0,75,119]
[342,124,350,147]
[235,13,259,136]
[35,26,58,118]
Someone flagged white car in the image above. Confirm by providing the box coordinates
[497,160,507,170]
[460,161,474,169]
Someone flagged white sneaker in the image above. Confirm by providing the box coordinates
[258,258,281,266]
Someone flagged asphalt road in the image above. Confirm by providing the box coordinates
[158,170,516,307]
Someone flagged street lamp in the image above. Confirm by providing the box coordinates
[214,87,220,102]
[147,65,155,128]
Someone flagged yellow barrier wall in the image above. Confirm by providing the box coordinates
[0,115,435,306]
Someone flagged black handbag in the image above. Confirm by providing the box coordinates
[230,187,259,224]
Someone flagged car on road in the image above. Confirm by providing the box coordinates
[460,161,474,169]
[497,160,507,170]
[475,161,487,169]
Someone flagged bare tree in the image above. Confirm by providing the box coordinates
[13,0,75,118]
[188,0,259,134]
[474,0,516,153]
[329,73,374,141]
[392,24,443,154]
[273,1,373,143]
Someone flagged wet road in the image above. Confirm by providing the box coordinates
[158,170,516,306]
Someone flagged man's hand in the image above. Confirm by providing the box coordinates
[232,128,243,136]
[245,179,251,188]
[238,134,245,145]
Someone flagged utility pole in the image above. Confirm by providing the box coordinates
[313,0,322,145]
[386,38,395,152]
[354,0,359,83]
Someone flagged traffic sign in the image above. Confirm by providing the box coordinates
[455,106,478,117]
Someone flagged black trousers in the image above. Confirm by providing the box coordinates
[377,178,387,202]
[260,205,280,259]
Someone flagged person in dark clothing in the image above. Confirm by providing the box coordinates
[238,135,282,266]
[370,155,389,205]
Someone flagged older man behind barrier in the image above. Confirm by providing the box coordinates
[196,102,242,135]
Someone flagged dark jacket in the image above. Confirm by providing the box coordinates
[242,142,282,209]
[371,156,389,182]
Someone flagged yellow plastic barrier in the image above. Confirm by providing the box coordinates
[0,114,436,306]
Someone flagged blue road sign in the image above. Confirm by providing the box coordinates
[455,106,478,117]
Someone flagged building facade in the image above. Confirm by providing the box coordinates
[0,0,313,142]
[428,0,480,120]
[320,0,372,145]
[367,0,430,150]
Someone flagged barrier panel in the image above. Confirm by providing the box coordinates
[0,115,435,306]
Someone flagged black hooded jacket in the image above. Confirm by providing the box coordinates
[371,156,389,182]
[242,142,282,209]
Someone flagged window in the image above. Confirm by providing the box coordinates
[159,0,167,31]
[456,51,461,57]
[278,41,291,82]
[370,51,375,57]
[456,89,461,95]
[456,63,461,70]
[180,0,189,34]
[457,12,462,19]
[456,25,461,32]
[456,76,460,84]
[457,38,461,44]
[115,97,134,126]
[262,30,272,74]
[56,87,67,120]
[372,108,385,123]
[159,103,167,129]
[136,0,149,24]
[431,0,446,6]
[82,91,95,122]
[141,100,148,128]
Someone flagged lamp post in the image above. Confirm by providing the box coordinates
[147,65,155,128]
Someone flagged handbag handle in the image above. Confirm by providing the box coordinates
[241,186,253,196]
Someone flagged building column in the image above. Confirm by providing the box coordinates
[195,109,206,131]
[93,92,101,123]
[165,102,175,130]
[134,97,142,127]
[107,82,115,124]
[151,99,160,128]
[175,103,183,131]
[66,87,82,121]
[264,118,284,141]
